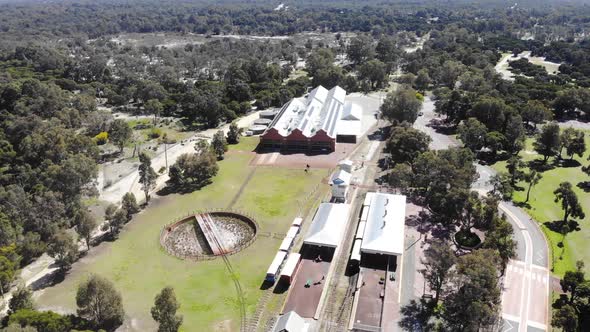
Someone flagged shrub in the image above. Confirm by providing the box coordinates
[8,309,72,332]
[148,128,162,139]
[94,132,108,145]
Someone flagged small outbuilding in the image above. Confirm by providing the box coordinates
[274,310,307,332]
[338,159,353,173]
[329,169,352,201]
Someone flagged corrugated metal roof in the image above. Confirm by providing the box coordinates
[304,203,350,248]
[264,85,348,139]
[361,193,406,256]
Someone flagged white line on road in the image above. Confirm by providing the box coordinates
[528,320,547,330]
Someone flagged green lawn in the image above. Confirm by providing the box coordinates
[35,138,327,331]
[491,132,590,276]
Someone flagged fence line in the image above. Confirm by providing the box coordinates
[159,210,259,261]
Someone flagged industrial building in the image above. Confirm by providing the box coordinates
[361,193,406,258]
[259,86,362,152]
[349,192,407,332]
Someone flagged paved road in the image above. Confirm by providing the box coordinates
[414,96,550,332]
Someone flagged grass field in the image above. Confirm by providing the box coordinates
[35,138,329,331]
[491,132,590,276]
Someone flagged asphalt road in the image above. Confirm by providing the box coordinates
[414,96,550,332]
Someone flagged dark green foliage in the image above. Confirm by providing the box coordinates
[421,240,456,304]
[138,153,157,203]
[458,118,487,153]
[121,192,140,220]
[47,230,78,272]
[534,123,561,162]
[0,254,17,296]
[211,130,228,160]
[76,275,124,331]
[75,210,96,252]
[380,88,422,125]
[468,97,509,132]
[554,182,585,223]
[168,151,218,190]
[482,215,517,274]
[508,58,548,78]
[551,262,589,331]
[8,309,71,332]
[109,119,132,153]
[385,126,431,166]
[442,250,501,332]
[561,127,586,160]
[9,286,34,314]
[226,122,241,145]
[151,287,183,332]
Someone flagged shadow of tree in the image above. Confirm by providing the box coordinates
[527,159,556,172]
[543,220,581,234]
[514,201,531,209]
[29,268,66,291]
[157,180,212,196]
[577,181,590,193]
[552,294,569,309]
[399,299,437,331]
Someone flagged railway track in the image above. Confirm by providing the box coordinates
[320,193,363,332]
[200,213,248,332]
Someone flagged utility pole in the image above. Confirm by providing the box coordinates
[164,141,168,172]
[163,133,169,172]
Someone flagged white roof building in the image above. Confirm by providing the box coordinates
[329,169,352,186]
[304,203,351,248]
[336,102,362,137]
[274,311,308,332]
[341,102,362,120]
[263,85,361,139]
[360,193,406,256]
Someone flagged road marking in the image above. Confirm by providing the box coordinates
[499,203,526,230]
[269,152,279,164]
[519,229,534,332]
[502,315,517,332]
[528,320,547,330]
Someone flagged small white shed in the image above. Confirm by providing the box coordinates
[329,169,351,201]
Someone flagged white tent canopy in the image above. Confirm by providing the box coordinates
[274,311,307,332]
[304,203,350,248]
[361,193,406,256]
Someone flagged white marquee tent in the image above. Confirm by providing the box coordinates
[303,203,351,248]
